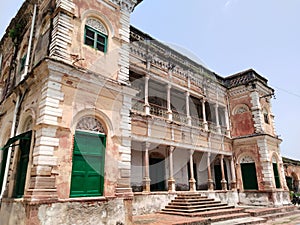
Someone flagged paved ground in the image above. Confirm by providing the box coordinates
[133,211,300,225]
[133,213,207,225]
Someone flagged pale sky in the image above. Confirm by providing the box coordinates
[1,0,300,160]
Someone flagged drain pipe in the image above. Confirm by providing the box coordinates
[0,94,21,199]
[21,4,37,81]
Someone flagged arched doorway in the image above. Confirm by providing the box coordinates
[292,172,299,192]
[149,152,166,191]
[272,156,281,189]
[240,155,258,190]
[70,117,106,197]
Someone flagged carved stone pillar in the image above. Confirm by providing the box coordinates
[215,103,221,134]
[224,107,230,136]
[167,84,172,121]
[202,99,208,130]
[167,146,175,192]
[230,157,237,190]
[220,155,227,191]
[144,75,150,115]
[142,142,151,192]
[189,150,196,192]
[186,92,191,126]
[207,152,214,190]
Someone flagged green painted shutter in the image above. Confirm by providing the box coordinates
[241,163,258,190]
[14,138,31,197]
[70,131,106,197]
[0,131,32,198]
[0,147,8,193]
[273,163,281,188]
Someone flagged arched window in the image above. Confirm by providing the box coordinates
[233,104,249,115]
[272,156,281,189]
[263,108,269,124]
[70,116,106,197]
[240,155,258,190]
[84,18,108,53]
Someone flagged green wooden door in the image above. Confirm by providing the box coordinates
[70,131,106,197]
[273,163,281,188]
[241,163,258,190]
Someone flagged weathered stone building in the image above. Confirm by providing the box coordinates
[0,0,290,224]
[283,157,300,193]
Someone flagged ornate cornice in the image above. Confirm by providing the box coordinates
[109,0,140,12]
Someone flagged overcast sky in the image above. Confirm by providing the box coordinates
[1,0,300,159]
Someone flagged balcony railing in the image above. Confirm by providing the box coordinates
[149,103,168,119]
[131,99,228,135]
[173,112,188,124]
[191,116,204,127]
[208,122,219,133]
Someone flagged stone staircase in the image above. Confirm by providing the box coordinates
[161,193,236,217]
[159,193,299,224]
[245,205,298,221]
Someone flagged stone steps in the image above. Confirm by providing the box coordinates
[170,200,221,206]
[162,205,234,215]
[161,193,236,216]
[211,217,267,225]
[245,205,296,217]
[166,202,225,210]
[245,205,300,222]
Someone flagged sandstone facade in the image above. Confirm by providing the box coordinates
[0,0,290,224]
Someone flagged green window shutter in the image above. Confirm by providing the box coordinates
[0,148,9,193]
[20,54,27,72]
[84,26,107,53]
[70,131,106,197]
[241,163,258,190]
[0,131,32,197]
[14,132,32,198]
[273,163,281,189]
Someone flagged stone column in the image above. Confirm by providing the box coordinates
[189,150,196,191]
[185,92,192,126]
[143,142,151,192]
[220,155,227,191]
[230,157,237,190]
[167,146,176,192]
[207,152,214,190]
[224,107,230,136]
[202,99,208,130]
[215,103,221,134]
[166,84,172,121]
[144,75,150,115]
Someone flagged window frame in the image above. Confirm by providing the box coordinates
[84,25,108,53]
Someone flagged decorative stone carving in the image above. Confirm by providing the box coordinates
[109,0,138,12]
[86,18,108,35]
[240,155,255,164]
[234,104,249,115]
[76,117,105,133]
